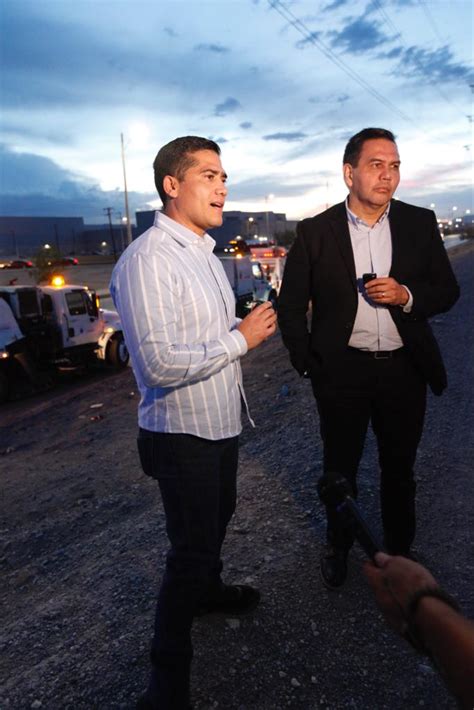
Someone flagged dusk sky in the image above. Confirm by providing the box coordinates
[1,0,472,226]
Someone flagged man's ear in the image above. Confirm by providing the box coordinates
[163,175,179,199]
[343,163,353,189]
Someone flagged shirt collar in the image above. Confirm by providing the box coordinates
[154,211,216,253]
[345,197,391,229]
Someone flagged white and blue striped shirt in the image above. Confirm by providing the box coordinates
[110,211,249,440]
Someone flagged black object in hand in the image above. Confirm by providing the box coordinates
[362,272,377,285]
[317,472,382,560]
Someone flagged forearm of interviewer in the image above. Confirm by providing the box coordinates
[415,597,474,709]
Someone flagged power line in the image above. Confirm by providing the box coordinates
[371,0,458,110]
[417,0,445,45]
[370,0,398,36]
[267,0,414,124]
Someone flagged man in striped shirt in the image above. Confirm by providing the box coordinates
[110,136,276,710]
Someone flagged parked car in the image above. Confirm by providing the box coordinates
[0,259,34,269]
[48,256,79,266]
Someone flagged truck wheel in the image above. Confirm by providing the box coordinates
[106,334,129,369]
[0,370,9,404]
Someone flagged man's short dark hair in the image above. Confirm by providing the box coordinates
[153,136,221,205]
[343,128,396,166]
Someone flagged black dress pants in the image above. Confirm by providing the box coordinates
[137,429,239,710]
[311,347,426,554]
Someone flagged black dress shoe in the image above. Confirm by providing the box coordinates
[196,584,260,616]
[320,546,348,589]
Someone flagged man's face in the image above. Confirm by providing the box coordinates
[164,149,227,235]
[343,138,400,215]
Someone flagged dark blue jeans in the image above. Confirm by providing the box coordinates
[137,429,239,709]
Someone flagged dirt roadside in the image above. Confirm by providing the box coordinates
[1,243,473,710]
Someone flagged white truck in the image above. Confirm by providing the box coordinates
[218,254,278,317]
[0,280,128,403]
[248,245,287,293]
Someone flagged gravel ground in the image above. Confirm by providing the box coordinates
[1,242,473,710]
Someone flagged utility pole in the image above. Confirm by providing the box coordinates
[121,133,133,246]
[117,211,126,253]
[104,207,118,262]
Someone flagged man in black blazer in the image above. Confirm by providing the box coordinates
[278,127,459,589]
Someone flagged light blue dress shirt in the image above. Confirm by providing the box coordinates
[346,200,412,351]
[110,211,250,440]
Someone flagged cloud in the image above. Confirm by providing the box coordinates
[240,122,253,129]
[262,132,308,142]
[229,176,317,201]
[0,121,73,145]
[194,43,230,54]
[321,0,350,11]
[329,17,395,54]
[295,31,322,50]
[308,93,350,105]
[214,97,241,117]
[0,145,84,195]
[388,45,473,83]
[378,46,403,60]
[0,4,243,116]
[0,145,155,222]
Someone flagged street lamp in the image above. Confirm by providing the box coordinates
[246,216,254,239]
[121,132,133,247]
[264,193,274,241]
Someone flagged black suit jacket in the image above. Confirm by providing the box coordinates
[278,200,460,395]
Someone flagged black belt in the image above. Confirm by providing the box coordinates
[348,347,405,360]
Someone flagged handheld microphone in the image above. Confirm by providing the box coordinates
[317,472,382,561]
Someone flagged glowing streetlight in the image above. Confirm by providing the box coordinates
[246,216,254,238]
[128,122,150,149]
[44,243,51,249]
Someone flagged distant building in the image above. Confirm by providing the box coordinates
[0,216,138,256]
[0,216,84,256]
[135,209,291,248]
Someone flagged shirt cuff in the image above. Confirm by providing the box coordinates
[220,329,248,360]
[401,285,413,313]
